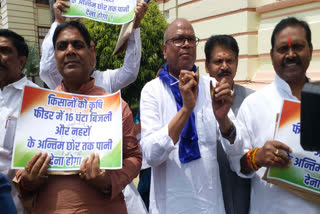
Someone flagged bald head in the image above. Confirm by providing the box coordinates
[163,19,197,78]
[164,19,194,43]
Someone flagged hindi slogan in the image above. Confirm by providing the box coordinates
[267,100,320,194]
[63,0,137,24]
[11,86,123,170]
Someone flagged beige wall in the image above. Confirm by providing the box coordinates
[0,0,319,88]
[158,0,320,89]
[0,0,51,48]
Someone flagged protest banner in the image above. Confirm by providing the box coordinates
[11,86,123,171]
[63,0,137,24]
[264,99,320,203]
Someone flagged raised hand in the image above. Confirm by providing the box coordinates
[133,2,148,28]
[212,77,233,121]
[179,70,198,113]
[54,0,70,23]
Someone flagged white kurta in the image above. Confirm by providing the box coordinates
[140,75,238,214]
[0,76,38,213]
[39,22,142,93]
[234,74,320,213]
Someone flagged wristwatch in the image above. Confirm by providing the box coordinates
[221,122,236,140]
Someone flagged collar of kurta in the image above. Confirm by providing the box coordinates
[59,78,96,94]
[3,76,28,91]
[274,74,310,99]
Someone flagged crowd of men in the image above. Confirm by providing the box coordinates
[0,0,319,213]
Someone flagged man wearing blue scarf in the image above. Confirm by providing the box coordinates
[140,19,238,214]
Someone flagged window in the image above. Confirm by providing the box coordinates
[38,27,50,54]
[36,0,49,5]
[164,10,169,20]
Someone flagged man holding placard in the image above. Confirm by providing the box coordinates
[15,21,142,213]
[230,17,320,213]
[40,0,148,92]
[39,1,148,213]
[40,1,148,213]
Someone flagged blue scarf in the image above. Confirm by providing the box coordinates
[158,64,201,163]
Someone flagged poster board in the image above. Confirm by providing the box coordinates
[264,99,320,204]
[63,0,136,24]
[11,86,123,171]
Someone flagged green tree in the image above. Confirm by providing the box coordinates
[22,44,40,77]
[82,1,167,114]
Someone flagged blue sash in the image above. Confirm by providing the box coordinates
[158,64,201,163]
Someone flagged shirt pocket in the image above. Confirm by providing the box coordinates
[3,116,17,152]
[195,108,217,148]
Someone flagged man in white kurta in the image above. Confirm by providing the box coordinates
[0,29,38,214]
[140,19,237,214]
[232,17,320,213]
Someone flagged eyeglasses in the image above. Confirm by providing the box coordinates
[165,37,200,47]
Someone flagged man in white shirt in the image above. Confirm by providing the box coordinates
[0,29,38,213]
[233,17,320,213]
[40,0,147,93]
[140,18,237,214]
[204,35,253,214]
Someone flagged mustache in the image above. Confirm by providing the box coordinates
[282,57,301,66]
[64,55,79,63]
[217,69,232,78]
[0,61,7,70]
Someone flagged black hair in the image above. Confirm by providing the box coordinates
[0,29,28,57]
[205,35,239,62]
[53,20,91,49]
[271,17,312,49]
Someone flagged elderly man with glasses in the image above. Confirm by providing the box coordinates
[139,18,235,214]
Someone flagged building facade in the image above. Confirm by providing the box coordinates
[0,0,319,89]
[0,0,51,85]
[157,0,320,89]
[0,0,51,51]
